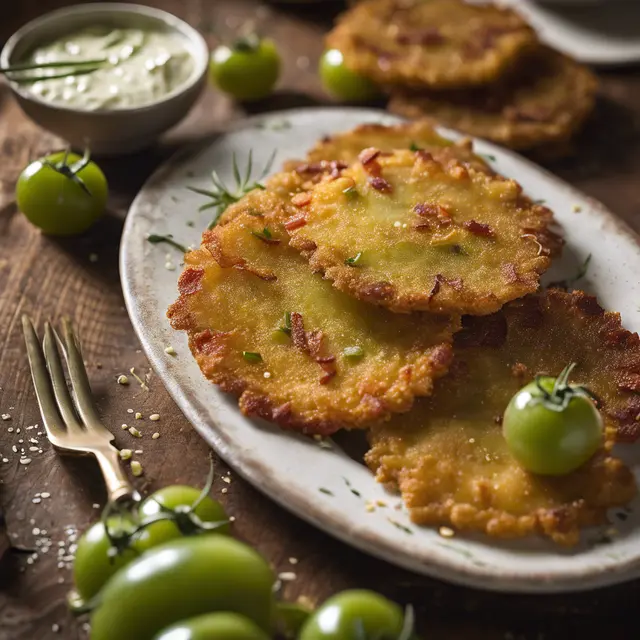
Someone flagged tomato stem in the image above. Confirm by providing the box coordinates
[43,147,94,197]
[532,362,595,413]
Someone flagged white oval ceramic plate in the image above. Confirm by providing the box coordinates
[121,107,640,593]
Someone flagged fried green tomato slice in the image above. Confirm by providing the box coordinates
[366,290,639,546]
[326,0,537,89]
[218,121,491,227]
[389,48,598,151]
[287,148,555,315]
[167,211,458,435]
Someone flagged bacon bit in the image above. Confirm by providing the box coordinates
[369,176,393,193]
[415,149,434,163]
[361,394,386,417]
[295,160,348,175]
[306,330,324,358]
[192,329,231,356]
[464,220,495,238]
[272,402,293,423]
[319,365,337,385]
[396,28,445,46]
[316,355,336,364]
[359,148,381,166]
[178,268,204,295]
[511,362,529,380]
[284,214,307,231]
[501,263,520,284]
[291,193,312,207]
[414,203,451,227]
[206,236,277,281]
[290,312,308,352]
[608,398,640,442]
[413,222,431,232]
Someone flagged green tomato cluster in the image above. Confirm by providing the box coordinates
[75,482,416,639]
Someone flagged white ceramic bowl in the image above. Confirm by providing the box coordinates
[1,3,209,156]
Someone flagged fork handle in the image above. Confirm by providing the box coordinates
[93,445,138,504]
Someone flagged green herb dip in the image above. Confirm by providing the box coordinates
[23,26,195,110]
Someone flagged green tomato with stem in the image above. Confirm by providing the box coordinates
[299,590,416,640]
[89,536,276,640]
[503,363,603,475]
[16,150,107,236]
[319,49,380,102]
[152,612,270,640]
[210,35,281,101]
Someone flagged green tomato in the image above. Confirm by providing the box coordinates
[16,151,107,236]
[503,373,603,475]
[73,515,139,603]
[153,612,270,640]
[90,536,276,640]
[319,49,380,102]
[210,36,280,101]
[137,484,230,550]
[299,590,412,640]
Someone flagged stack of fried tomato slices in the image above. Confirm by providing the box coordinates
[168,121,638,546]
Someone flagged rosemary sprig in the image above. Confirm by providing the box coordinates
[187,149,276,229]
[147,234,188,253]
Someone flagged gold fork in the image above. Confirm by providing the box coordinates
[22,315,137,504]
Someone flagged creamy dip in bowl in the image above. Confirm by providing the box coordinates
[1,4,209,155]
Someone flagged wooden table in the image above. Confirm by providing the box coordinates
[1,2,640,638]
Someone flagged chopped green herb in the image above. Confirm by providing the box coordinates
[343,185,358,199]
[276,312,292,336]
[343,346,364,359]
[482,154,497,162]
[409,142,421,152]
[242,351,263,364]
[345,252,363,267]
[247,208,264,217]
[350,488,361,498]
[147,234,187,253]
[252,227,272,240]
[387,518,414,534]
[534,199,547,205]
[186,220,195,227]
[318,487,334,496]
[550,253,592,290]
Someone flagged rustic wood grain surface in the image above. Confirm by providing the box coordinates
[1,1,640,639]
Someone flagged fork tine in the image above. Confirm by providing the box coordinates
[21,315,66,439]
[43,322,84,433]
[59,318,107,432]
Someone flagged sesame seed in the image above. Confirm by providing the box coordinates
[149,414,160,421]
[127,409,134,414]
[221,488,228,494]
[134,449,143,455]
[152,432,160,439]
[119,449,132,460]
[135,412,143,420]
[1,459,7,463]
[278,572,297,581]
[7,427,13,433]
[20,458,32,465]
[131,460,143,477]
[117,375,129,385]
[229,516,236,522]
[51,624,60,633]
[128,427,142,438]
[41,492,50,499]
[439,526,455,538]
[393,221,401,228]
[32,528,40,535]
[29,447,38,452]
[263,371,271,379]
[165,262,176,271]
[222,476,231,484]
[32,497,41,503]
[289,557,298,565]
[121,423,128,430]
[402,223,407,228]
[468,438,475,444]
[164,346,177,356]
[92,503,100,509]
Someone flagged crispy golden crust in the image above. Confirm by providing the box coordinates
[366,290,639,545]
[389,47,598,150]
[287,149,555,315]
[327,0,537,89]
[168,209,459,435]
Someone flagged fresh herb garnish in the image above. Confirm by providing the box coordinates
[251,227,272,241]
[343,346,364,359]
[242,351,263,364]
[147,234,188,253]
[482,154,497,162]
[409,142,421,152]
[534,199,547,205]
[344,252,363,267]
[318,487,334,496]
[343,185,358,199]
[387,518,414,535]
[277,312,292,336]
[3,58,107,83]
[187,149,276,229]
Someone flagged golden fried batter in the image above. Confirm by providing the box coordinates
[366,290,639,545]
[287,149,555,315]
[327,0,537,89]
[168,210,459,435]
[219,121,492,227]
[389,48,598,150]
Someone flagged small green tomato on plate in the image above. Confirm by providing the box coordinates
[16,149,107,236]
[319,49,381,102]
[210,34,281,101]
[503,363,603,476]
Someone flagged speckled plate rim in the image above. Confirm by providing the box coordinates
[121,107,640,593]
